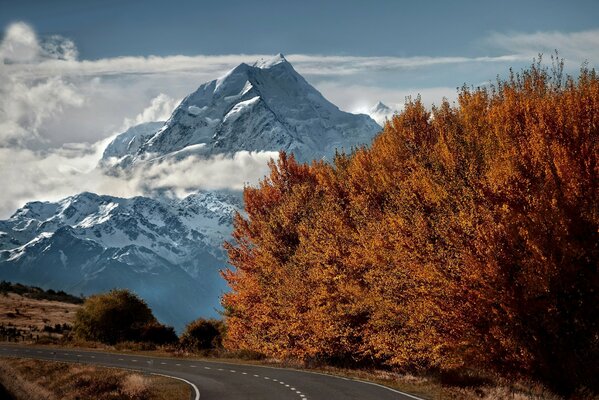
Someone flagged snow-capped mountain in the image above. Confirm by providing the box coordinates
[368,101,397,126]
[103,54,380,167]
[0,191,241,330]
[1,54,382,330]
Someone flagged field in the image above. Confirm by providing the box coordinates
[0,357,190,400]
[0,291,81,341]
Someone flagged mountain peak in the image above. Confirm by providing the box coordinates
[370,101,391,114]
[253,53,288,69]
[368,101,397,126]
[105,54,380,164]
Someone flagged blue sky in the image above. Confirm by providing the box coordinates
[0,0,598,216]
[2,0,598,59]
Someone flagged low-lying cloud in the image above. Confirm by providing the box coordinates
[0,144,278,218]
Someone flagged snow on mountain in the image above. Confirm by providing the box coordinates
[0,191,241,330]
[2,54,383,330]
[102,54,380,167]
[368,101,397,126]
[100,121,164,168]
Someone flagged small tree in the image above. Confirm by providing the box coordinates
[139,322,178,345]
[73,289,156,344]
[180,318,225,352]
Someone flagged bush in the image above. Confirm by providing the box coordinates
[139,322,178,345]
[73,289,173,345]
[180,318,225,352]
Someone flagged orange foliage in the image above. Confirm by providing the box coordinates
[222,60,599,393]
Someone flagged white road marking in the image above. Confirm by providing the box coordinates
[230,370,236,373]
[190,365,197,368]
[118,358,124,361]
[151,372,200,400]
[161,362,167,365]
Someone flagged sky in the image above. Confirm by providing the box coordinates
[0,0,598,217]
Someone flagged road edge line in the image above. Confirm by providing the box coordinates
[151,372,200,400]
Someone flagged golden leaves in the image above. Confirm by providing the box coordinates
[221,61,598,390]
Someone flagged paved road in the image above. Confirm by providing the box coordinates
[0,344,422,400]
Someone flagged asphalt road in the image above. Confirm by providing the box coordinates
[0,344,423,400]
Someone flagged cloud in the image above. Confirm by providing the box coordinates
[0,143,278,218]
[485,29,599,65]
[0,21,77,63]
[0,74,84,146]
[127,151,278,198]
[0,23,84,146]
[0,22,39,63]
[122,93,179,130]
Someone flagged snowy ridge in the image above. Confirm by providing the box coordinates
[0,191,241,330]
[102,54,380,167]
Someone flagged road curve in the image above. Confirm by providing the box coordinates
[0,344,422,400]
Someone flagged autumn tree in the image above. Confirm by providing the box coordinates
[222,59,598,393]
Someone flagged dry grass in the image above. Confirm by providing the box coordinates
[0,293,80,340]
[0,358,190,400]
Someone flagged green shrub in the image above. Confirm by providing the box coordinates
[73,289,172,345]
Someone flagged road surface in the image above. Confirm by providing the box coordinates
[0,344,423,399]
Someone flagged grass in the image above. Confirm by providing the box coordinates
[0,292,80,341]
[0,357,190,400]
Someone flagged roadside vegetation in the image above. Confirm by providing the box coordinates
[73,289,177,346]
[0,358,190,400]
[222,59,598,397]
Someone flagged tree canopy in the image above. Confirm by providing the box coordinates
[222,60,598,393]
[73,289,171,345]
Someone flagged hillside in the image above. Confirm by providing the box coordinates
[0,282,82,342]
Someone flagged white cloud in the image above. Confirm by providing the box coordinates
[122,93,179,130]
[485,29,599,65]
[0,23,85,146]
[0,143,277,218]
[0,74,84,146]
[0,21,39,63]
[126,151,278,198]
